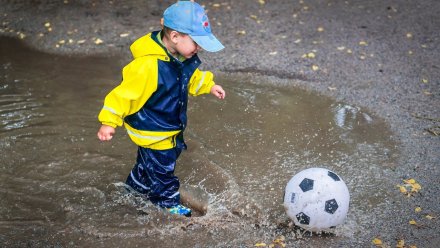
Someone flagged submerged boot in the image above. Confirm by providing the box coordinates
[167,204,192,217]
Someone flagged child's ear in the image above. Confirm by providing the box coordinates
[169,31,180,44]
[160,18,164,28]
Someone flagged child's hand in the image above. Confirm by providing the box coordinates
[211,85,226,99]
[97,125,115,141]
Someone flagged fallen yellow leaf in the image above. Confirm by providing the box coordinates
[404,179,416,184]
[423,91,432,96]
[94,38,103,45]
[398,185,407,194]
[415,207,422,213]
[425,214,436,220]
[398,179,422,196]
[396,239,405,248]
[236,30,246,35]
[406,33,413,38]
[312,65,319,71]
[372,238,383,246]
[317,27,324,32]
[302,52,316,59]
[273,236,285,243]
[409,219,417,225]
[411,183,421,192]
[255,243,266,247]
[359,41,368,46]
[422,78,429,83]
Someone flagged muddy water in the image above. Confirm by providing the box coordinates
[0,37,398,247]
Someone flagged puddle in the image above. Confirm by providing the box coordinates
[0,37,398,247]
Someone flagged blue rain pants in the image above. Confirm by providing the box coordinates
[125,145,183,208]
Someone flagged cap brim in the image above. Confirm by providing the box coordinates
[190,34,225,52]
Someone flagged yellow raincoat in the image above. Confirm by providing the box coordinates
[98,31,216,150]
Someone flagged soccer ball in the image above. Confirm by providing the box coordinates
[283,167,350,231]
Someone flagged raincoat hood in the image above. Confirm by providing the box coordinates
[129,33,167,60]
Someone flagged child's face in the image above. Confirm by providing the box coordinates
[174,34,202,59]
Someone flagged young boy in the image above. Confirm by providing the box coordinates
[97,1,225,217]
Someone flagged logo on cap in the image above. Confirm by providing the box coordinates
[201,14,211,33]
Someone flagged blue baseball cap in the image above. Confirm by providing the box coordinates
[163,1,224,52]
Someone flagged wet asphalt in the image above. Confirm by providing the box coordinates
[1,0,439,247]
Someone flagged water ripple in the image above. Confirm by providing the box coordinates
[0,92,43,131]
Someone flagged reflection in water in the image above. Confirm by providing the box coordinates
[332,103,373,130]
[0,37,397,247]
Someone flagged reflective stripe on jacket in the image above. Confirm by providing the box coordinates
[98,31,215,150]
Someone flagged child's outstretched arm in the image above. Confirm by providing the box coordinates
[210,85,225,99]
[97,124,115,141]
